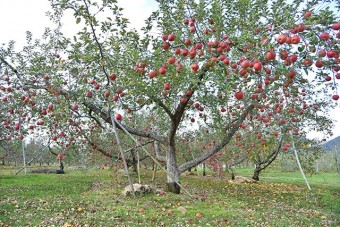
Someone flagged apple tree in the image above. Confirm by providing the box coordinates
[0,0,339,193]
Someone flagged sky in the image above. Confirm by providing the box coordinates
[0,0,339,141]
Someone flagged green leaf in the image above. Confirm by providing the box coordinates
[298,46,305,52]
[76,17,81,24]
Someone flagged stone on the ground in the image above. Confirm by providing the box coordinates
[177,206,188,213]
[229,176,257,183]
[123,183,154,196]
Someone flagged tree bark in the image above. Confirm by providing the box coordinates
[166,145,180,194]
[203,162,206,176]
[251,138,283,181]
[252,167,260,181]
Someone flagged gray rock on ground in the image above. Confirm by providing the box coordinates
[123,183,154,196]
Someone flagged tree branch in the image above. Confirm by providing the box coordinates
[178,103,254,173]
[83,101,168,144]
[256,137,283,171]
[151,96,174,119]
[82,0,110,86]
[154,140,166,162]
[0,56,19,74]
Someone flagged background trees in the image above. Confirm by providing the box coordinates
[0,0,339,193]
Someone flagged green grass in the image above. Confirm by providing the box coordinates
[0,166,339,226]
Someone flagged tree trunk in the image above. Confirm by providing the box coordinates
[166,145,180,194]
[131,155,138,173]
[252,167,260,181]
[203,162,206,176]
[230,166,236,180]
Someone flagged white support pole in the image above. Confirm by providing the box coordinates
[110,113,135,198]
[289,132,311,191]
[22,139,26,175]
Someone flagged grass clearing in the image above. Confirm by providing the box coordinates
[0,166,339,226]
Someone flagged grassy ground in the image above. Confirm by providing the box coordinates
[0,165,339,226]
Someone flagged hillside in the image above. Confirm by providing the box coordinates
[323,135,340,151]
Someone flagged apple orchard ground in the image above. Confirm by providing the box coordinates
[0,166,339,226]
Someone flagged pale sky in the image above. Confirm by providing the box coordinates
[0,0,339,141]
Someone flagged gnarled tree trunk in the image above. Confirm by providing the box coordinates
[252,166,260,181]
[166,145,180,194]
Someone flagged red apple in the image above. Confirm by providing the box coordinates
[191,63,199,72]
[72,104,79,110]
[231,63,237,69]
[159,67,167,75]
[320,32,329,40]
[195,213,202,218]
[174,48,181,55]
[180,97,187,104]
[291,35,300,44]
[149,70,157,78]
[303,58,313,66]
[240,60,250,69]
[290,54,298,63]
[280,51,288,60]
[288,70,296,79]
[235,91,244,100]
[184,39,191,46]
[168,57,176,64]
[266,51,276,61]
[332,22,340,30]
[315,60,324,68]
[336,73,340,79]
[332,94,339,100]
[115,113,122,121]
[318,51,326,59]
[253,62,262,71]
[59,131,65,137]
[181,49,188,56]
[277,35,287,44]
[113,95,119,101]
[168,33,176,41]
[163,42,170,50]
[48,103,54,110]
[196,43,203,49]
[164,83,170,90]
[327,50,335,58]
[109,73,117,81]
[37,120,44,126]
[223,58,230,65]
[86,91,93,98]
[183,18,189,25]
[304,11,311,18]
